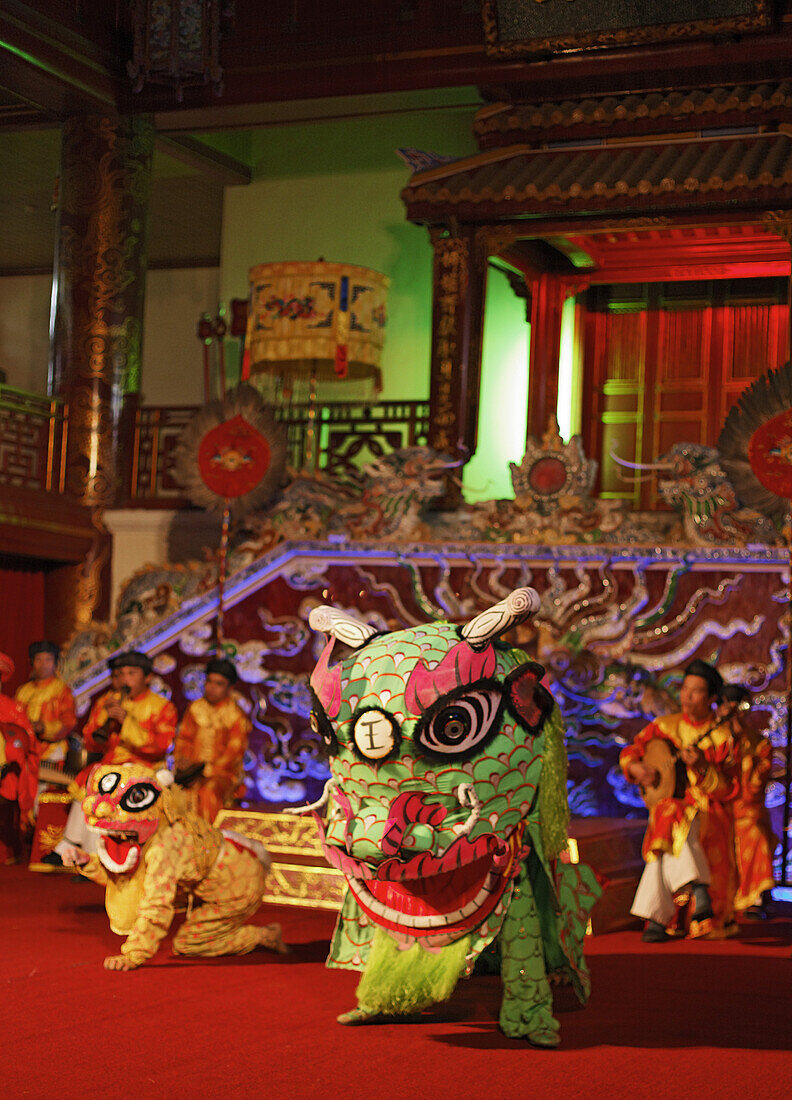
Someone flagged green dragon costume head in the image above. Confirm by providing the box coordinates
[305,589,599,1046]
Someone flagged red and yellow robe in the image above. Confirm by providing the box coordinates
[14,676,75,764]
[0,693,37,860]
[620,711,739,932]
[733,727,776,911]
[174,696,251,823]
[85,688,177,771]
[83,688,176,769]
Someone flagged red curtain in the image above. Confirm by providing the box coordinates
[0,563,45,695]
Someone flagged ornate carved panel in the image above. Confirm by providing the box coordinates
[67,540,790,880]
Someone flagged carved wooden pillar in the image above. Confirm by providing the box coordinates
[47,114,153,632]
[427,228,487,500]
[49,113,154,509]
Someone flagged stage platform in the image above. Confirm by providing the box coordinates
[2,865,791,1100]
[214,809,647,935]
[29,801,647,939]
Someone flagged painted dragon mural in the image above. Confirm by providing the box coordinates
[300,590,601,1047]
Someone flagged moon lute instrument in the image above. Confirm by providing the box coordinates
[637,703,744,810]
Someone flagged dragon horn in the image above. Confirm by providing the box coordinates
[609,448,674,471]
[461,587,541,649]
[308,606,378,649]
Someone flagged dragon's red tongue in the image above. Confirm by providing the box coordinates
[367,854,491,918]
[104,836,138,866]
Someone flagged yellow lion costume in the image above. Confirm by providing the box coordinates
[68,762,287,970]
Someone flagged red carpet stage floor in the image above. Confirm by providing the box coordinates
[2,865,792,1100]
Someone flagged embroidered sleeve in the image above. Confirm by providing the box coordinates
[82,693,111,752]
[619,721,662,777]
[696,737,739,801]
[213,710,251,776]
[41,685,76,742]
[173,706,199,767]
[743,736,772,795]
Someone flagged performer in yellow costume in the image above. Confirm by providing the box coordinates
[174,657,251,822]
[621,659,738,941]
[15,641,76,782]
[718,684,776,917]
[64,762,288,969]
[92,650,177,768]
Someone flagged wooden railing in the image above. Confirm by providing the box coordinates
[277,398,430,479]
[0,389,430,507]
[129,399,430,506]
[0,385,68,494]
[128,405,197,507]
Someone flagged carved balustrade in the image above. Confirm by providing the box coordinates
[0,393,430,506]
[0,386,68,494]
[128,399,431,506]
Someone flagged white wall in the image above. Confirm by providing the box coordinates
[0,273,52,392]
[103,509,179,617]
[0,267,219,404]
[140,267,220,405]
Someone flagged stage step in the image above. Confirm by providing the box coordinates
[569,816,646,934]
[215,808,346,910]
[220,809,647,936]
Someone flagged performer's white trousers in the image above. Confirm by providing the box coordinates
[630,816,710,925]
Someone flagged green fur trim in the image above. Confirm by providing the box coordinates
[355,929,470,1015]
[538,704,570,861]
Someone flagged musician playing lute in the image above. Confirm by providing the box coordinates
[620,659,739,942]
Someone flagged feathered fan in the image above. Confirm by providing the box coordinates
[718,360,792,522]
[171,383,286,644]
[172,382,286,518]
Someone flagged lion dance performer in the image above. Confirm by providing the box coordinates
[300,589,600,1048]
[0,652,37,862]
[64,762,288,969]
[174,656,251,823]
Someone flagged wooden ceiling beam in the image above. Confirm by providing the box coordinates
[0,6,118,120]
[155,134,252,185]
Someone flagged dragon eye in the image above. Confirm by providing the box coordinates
[309,691,338,755]
[97,772,120,795]
[119,782,161,813]
[415,686,503,760]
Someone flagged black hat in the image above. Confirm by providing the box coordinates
[206,657,238,685]
[29,641,59,661]
[683,659,723,699]
[112,650,153,675]
[722,683,752,705]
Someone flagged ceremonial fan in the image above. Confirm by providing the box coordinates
[171,382,286,645]
[718,359,792,880]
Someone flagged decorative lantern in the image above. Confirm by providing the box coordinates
[128,0,232,100]
[243,261,389,403]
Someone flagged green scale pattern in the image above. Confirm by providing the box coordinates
[317,619,600,1043]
